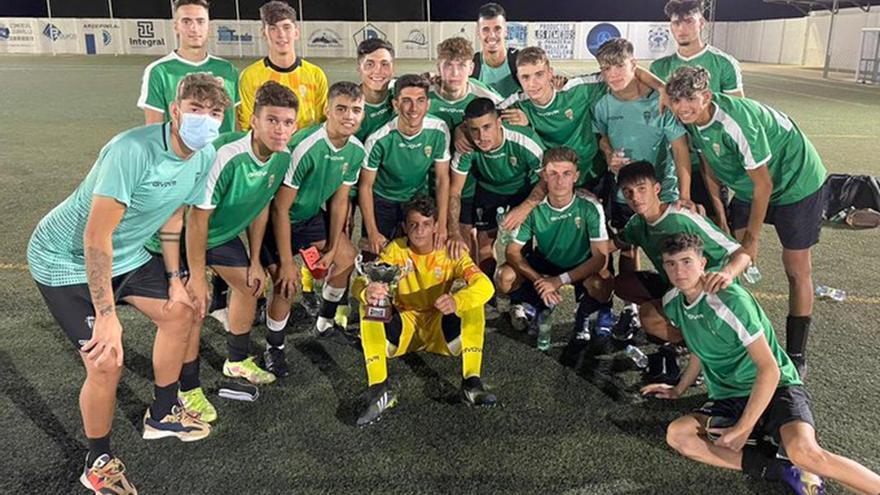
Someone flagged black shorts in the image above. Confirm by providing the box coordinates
[509,248,586,309]
[261,211,329,267]
[694,385,815,450]
[35,256,169,350]
[460,196,475,227]
[637,271,672,300]
[361,195,405,240]
[204,237,251,268]
[472,186,532,231]
[728,185,826,250]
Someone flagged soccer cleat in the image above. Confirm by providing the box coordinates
[223,356,277,385]
[80,454,137,495]
[262,346,290,378]
[645,345,683,385]
[299,291,320,317]
[510,303,536,332]
[357,382,398,427]
[780,464,825,495]
[142,405,211,442]
[612,307,639,341]
[178,387,217,423]
[594,307,615,338]
[315,324,361,348]
[461,376,498,407]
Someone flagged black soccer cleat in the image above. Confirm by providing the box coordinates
[461,376,498,408]
[315,324,361,348]
[357,382,398,427]
[262,346,290,378]
[299,291,320,317]
[612,307,639,341]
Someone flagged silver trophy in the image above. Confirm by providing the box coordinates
[355,254,402,322]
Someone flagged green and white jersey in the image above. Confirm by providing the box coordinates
[687,94,827,205]
[356,88,395,144]
[429,79,503,198]
[619,204,740,285]
[478,58,520,99]
[663,283,802,400]
[650,45,743,95]
[499,75,607,186]
[286,124,365,223]
[650,45,743,172]
[364,116,450,203]
[28,124,215,287]
[513,195,607,269]
[593,89,684,203]
[195,132,289,249]
[451,124,544,195]
[138,51,240,133]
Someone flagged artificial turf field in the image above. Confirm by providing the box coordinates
[0,55,878,494]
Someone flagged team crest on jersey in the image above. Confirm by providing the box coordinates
[299,84,308,98]
[509,156,518,167]
[267,174,276,189]
[575,216,582,229]
[342,162,349,175]
[643,110,653,124]
[565,109,574,120]
[434,266,443,280]
[423,145,432,157]
[712,143,721,156]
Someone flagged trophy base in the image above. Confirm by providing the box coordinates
[364,305,393,322]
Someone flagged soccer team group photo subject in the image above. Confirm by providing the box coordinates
[24,0,880,494]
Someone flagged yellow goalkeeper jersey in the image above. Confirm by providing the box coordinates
[355,238,494,314]
[238,56,328,131]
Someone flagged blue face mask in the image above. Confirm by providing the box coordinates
[178,112,221,151]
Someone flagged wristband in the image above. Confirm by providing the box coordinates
[165,269,185,280]
[559,272,572,286]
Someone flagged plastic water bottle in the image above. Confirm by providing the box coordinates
[496,206,513,246]
[624,344,649,369]
[815,285,847,302]
[742,263,762,284]
[536,307,554,351]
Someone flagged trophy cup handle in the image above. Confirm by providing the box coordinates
[354,253,365,277]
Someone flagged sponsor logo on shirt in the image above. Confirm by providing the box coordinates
[150,179,178,188]
[248,171,268,178]
[398,142,424,151]
[536,109,561,118]
[685,312,705,320]
[549,212,574,222]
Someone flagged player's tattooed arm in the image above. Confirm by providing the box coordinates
[503,179,546,231]
[84,196,127,318]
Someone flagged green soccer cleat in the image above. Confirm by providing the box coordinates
[142,405,211,442]
[223,356,276,385]
[178,387,217,423]
[357,382,398,427]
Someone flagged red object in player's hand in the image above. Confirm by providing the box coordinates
[299,247,327,279]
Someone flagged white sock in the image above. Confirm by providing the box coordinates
[316,316,334,333]
[321,284,346,302]
[267,314,289,332]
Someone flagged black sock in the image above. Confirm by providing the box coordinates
[318,290,346,320]
[87,435,111,466]
[227,332,252,362]
[150,382,179,420]
[741,446,785,481]
[266,328,285,348]
[785,315,811,360]
[179,360,200,392]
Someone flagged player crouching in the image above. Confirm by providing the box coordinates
[352,196,497,426]
[643,233,880,495]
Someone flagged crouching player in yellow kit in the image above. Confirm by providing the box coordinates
[352,196,497,426]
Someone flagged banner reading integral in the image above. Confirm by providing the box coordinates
[396,23,430,59]
[79,19,123,55]
[210,21,259,57]
[38,18,81,54]
[124,19,170,55]
[0,18,39,53]
[305,22,350,58]
[532,22,576,60]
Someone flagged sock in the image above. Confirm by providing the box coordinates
[316,316,334,333]
[266,314,288,349]
[226,332,252,362]
[320,285,346,317]
[741,447,785,481]
[459,308,485,379]
[87,435,111,466]
[150,382,179,420]
[179,360,200,392]
[785,315,811,360]
[301,264,314,293]
[361,317,389,386]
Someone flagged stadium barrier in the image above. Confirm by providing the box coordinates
[1,9,877,71]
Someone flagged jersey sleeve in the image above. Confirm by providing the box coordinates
[676,207,741,257]
[584,198,609,241]
[721,110,772,170]
[237,70,255,131]
[661,110,687,142]
[137,65,166,113]
[592,97,609,135]
[434,124,452,162]
[451,253,495,313]
[343,146,365,186]
[617,214,642,247]
[513,213,533,245]
[648,59,666,81]
[284,152,310,189]
[195,151,232,209]
[719,56,744,94]
[710,288,766,347]
[92,141,147,207]
[451,151,472,176]
[364,135,383,171]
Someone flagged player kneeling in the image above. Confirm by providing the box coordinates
[643,233,880,495]
[353,196,497,426]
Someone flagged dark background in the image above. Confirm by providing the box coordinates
[1,0,814,21]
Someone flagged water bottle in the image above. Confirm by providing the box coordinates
[624,344,649,369]
[742,263,762,285]
[815,285,847,302]
[536,307,554,351]
[496,206,513,246]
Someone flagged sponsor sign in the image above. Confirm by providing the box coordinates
[532,23,576,60]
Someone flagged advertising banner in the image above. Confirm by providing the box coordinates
[0,18,39,54]
[79,19,123,55]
